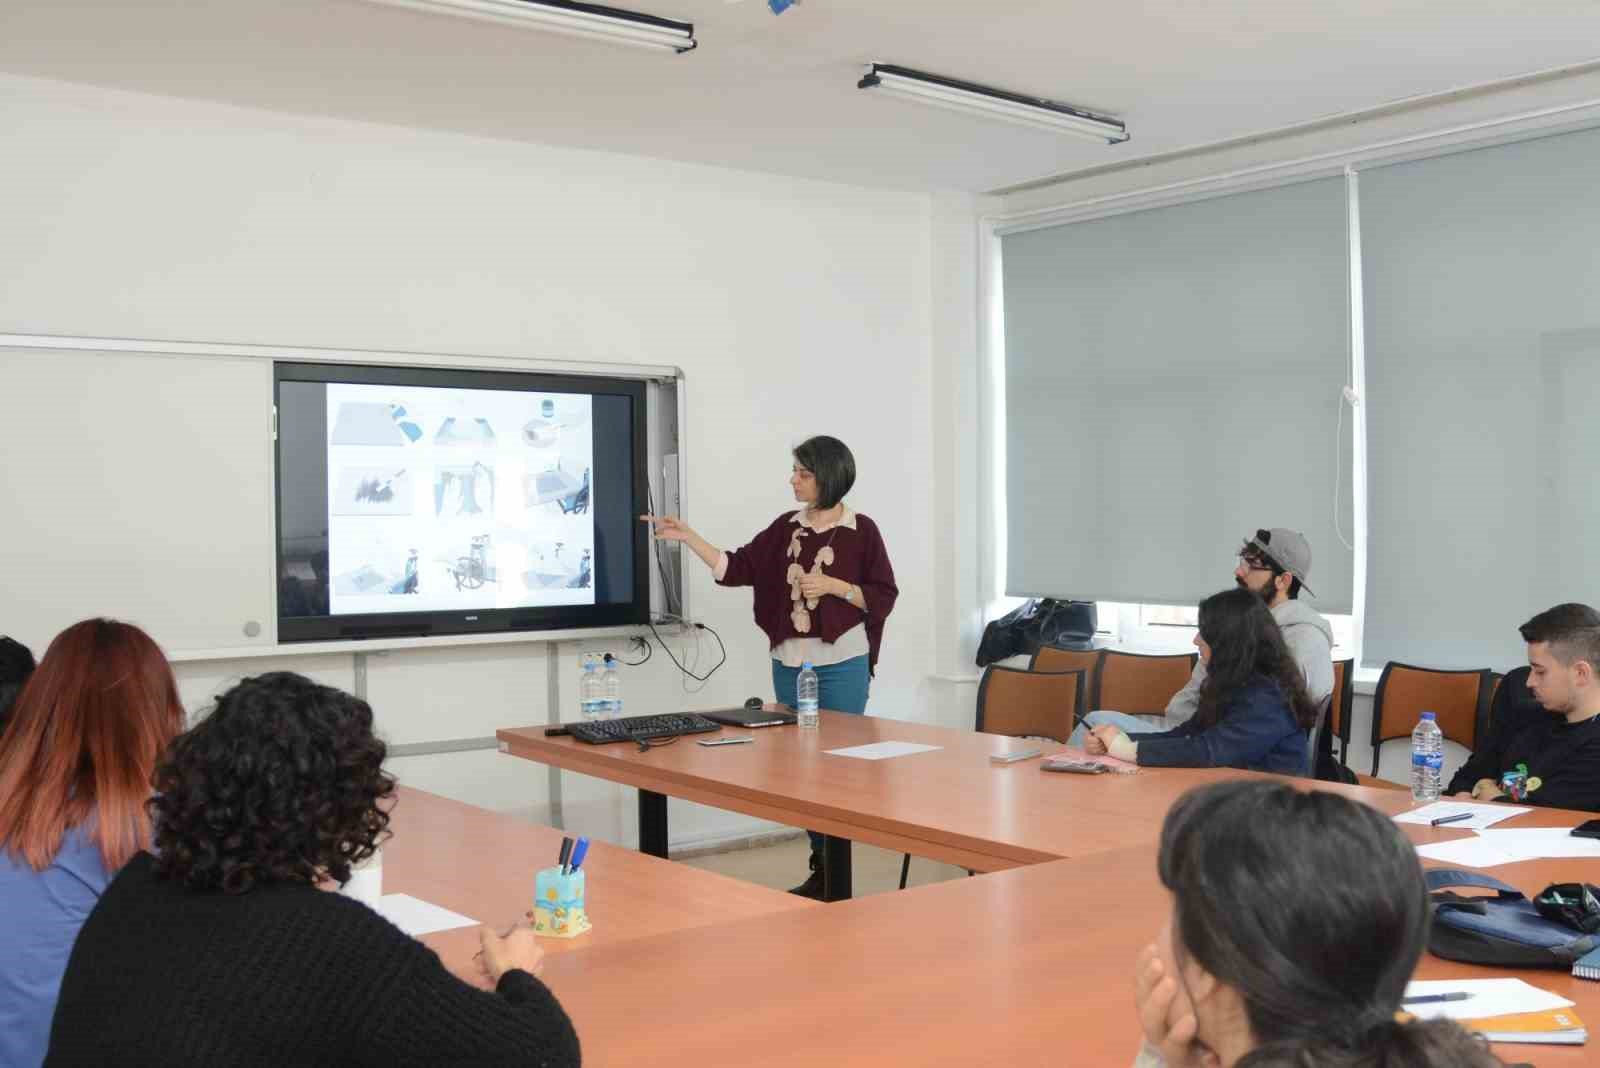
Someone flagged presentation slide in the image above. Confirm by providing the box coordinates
[324,382,596,616]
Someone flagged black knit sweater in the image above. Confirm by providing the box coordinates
[44,852,581,1067]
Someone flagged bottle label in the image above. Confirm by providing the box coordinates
[1412,752,1443,772]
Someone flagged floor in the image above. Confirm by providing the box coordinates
[681,835,969,897]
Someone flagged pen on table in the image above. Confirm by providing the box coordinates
[1431,812,1474,827]
[557,836,574,875]
[1402,992,1474,1005]
[569,836,590,874]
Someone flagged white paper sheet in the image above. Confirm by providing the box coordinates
[1393,800,1531,830]
[376,893,479,936]
[1474,827,1600,860]
[824,741,943,761]
[1413,836,1525,868]
[1402,978,1574,1021]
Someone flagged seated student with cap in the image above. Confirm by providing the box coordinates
[1132,780,1502,1068]
[1072,528,1333,743]
[1085,588,1317,776]
[1448,602,1600,811]
[45,672,580,1068]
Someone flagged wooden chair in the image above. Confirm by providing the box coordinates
[1304,694,1332,779]
[1368,663,1495,777]
[1329,658,1355,767]
[1028,645,1102,680]
[900,666,1087,890]
[1094,650,1197,715]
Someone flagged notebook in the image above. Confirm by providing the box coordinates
[1575,944,1600,981]
[1459,1008,1587,1045]
[1041,746,1138,775]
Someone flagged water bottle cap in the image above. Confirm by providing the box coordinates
[801,661,814,670]
[1420,712,1435,721]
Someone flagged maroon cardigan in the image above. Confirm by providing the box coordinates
[718,511,898,674]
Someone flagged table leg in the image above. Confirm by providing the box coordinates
[638,789,669,858]
[822,834,852,901]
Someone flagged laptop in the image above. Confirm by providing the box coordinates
[700,701,798,729]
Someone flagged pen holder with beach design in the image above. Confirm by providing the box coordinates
[532,866,591,939]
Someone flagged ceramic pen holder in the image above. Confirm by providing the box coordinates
[532,865,591,939]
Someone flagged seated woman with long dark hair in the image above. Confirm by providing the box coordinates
[0,619,184,1068]
[1134,780,1501,1068]
[1086,587,1317,775]
[45,671,580,1067]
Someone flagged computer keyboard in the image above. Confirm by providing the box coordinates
[567,713,722,745]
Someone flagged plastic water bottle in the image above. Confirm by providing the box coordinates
[1411,711,1444,802]
[796,662,819,730]
[602,656,623,720]
[578,659,605,722]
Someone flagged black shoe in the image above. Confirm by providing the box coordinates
[788,867,826,899]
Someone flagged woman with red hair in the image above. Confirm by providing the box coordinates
[0,619,184,1068]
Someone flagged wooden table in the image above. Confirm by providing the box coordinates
[381,787,818,984]
[498,712,1173,899]
[539,827,1600,1067]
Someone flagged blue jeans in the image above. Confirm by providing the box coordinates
[772,655,870,854]
[1067,709,1173,748]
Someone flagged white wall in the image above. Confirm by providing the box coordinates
[0,72,969,849]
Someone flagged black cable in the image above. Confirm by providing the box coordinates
[645,616,727,683]
[619,636,653,667]
[634,734,683,752]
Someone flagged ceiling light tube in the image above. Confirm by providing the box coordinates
[365,0,696,54]
[858,63,1127,144]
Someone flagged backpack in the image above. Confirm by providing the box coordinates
[976,599,1097,668]
[1427,868,1600,967]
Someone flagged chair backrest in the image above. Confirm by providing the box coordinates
[1028,645,1103,686]
[975,666,1087,743]
[1369,662,1495,776]
[1330,658,1354,746]
[1095,650,1197,715]
[1304,693,1332,779]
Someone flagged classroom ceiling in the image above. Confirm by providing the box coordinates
[1,1,1598,193]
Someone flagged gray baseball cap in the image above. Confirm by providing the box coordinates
[1245,528,1315,597]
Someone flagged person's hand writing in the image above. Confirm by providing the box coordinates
[478,919,545,985]
[640,514,695,543]
[1083,730,1108,756]
[1135,943,1217,1068]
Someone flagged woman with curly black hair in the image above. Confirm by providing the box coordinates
[44,672,580,1068]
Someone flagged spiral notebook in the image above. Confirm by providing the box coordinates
[1575,944,1600,981]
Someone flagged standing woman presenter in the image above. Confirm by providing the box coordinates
[642,435,897,898]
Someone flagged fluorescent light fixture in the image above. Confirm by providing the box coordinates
[857,64,1127,144]
[365,0,696,53]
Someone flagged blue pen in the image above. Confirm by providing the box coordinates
[569,837,590,873]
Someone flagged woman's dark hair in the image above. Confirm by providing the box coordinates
[1194,587,1318,731]
[793,436,856,511]
[150,671,395,894]
[1159,781,1503,1068]
[0,635,35,731]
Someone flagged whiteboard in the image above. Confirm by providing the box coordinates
[0,337,684,661]
[0,347,276,656]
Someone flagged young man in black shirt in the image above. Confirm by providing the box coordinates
[1448,603,1600,811]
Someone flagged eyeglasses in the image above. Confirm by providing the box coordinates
[1237,555,1276,574]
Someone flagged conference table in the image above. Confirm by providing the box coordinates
[488,710,1600,1065]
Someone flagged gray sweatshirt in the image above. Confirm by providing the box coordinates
[1164,599,1334,727]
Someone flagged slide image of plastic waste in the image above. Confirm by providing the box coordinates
[332,467,414,516]
[331,402,422,446]
[439,534,496,592]
[434,462,495,517]
[521,398,565,448]
[525,465,590,514]
[435,416,496,446]
[523,543,592,591]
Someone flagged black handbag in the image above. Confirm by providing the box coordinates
[976,599,1097,668]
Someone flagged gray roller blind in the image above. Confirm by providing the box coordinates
[1360,125,1600,671]
[1001,177,1354,613]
